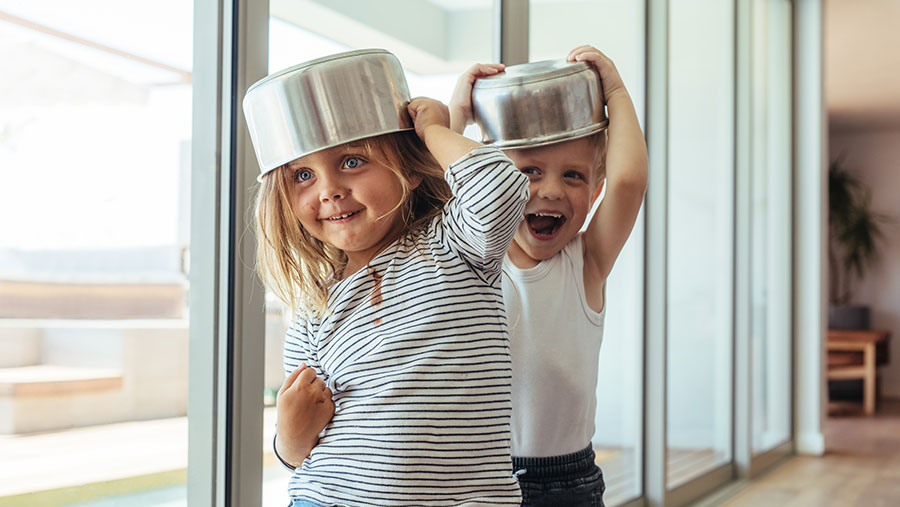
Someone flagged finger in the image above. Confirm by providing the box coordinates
[312,376,327,392]
[572,49,603,63]
[297,366,318,386]
[475,63,505,75]
[567,45,596,60]
[316,386,332,404]
[279,364,307,394]
[323,386,333,399]
[570,49,604,65]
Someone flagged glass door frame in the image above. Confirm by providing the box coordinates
[188,0,269,505]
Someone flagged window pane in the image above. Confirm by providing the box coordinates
[262,2,494,504]
[0,0,192,504]
[666,0,735,489]
[751,0,792,454]
[529,1,646,504]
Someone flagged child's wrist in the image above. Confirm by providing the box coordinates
[275,432,314,468]
[421,123,449,143]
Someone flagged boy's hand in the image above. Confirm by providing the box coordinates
[567,46,625,103]
[449,63,505,134]
[275,364,335,468]
[408,97,451,141]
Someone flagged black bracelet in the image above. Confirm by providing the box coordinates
[272,433,297,471]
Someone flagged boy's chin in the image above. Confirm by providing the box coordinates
[515,233,571,261]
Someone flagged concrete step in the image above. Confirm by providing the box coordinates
[0,365,122,396]
[0,365,123,434]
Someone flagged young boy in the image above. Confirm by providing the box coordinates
[450,45,648,506]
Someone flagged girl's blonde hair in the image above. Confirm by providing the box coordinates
[255,130,451,317]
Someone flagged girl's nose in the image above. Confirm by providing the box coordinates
[318,174,348,202]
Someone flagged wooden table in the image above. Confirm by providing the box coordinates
[827,329,891,416]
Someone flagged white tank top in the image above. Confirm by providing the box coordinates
[502,234,605,457]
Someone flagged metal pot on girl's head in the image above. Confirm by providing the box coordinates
[472,59,608,149]
[243,48,414,180]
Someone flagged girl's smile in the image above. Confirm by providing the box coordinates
[321,209,362,222]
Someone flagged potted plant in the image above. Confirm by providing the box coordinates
[827,156,892,329]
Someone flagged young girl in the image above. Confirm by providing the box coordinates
[246,50,530,506]
[450,46,648,506]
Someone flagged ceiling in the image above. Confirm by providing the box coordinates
[826,0,900,130]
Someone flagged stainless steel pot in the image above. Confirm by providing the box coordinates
[243,48,413,179]
[472,59,608,149]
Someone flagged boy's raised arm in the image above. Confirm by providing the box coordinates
[449,63,506,134]
[572,46,648,285]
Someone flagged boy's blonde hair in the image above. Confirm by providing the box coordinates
[586,130,608,187]
[255,130,451,317]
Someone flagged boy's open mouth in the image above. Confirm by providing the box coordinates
[526,212,566,238]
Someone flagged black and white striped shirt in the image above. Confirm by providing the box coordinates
[283,146,529,506]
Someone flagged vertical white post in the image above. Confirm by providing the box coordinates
[644,0,668,504]
[792,0,826,457]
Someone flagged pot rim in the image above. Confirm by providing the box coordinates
[488,121,608,150]
[472,59,592,89]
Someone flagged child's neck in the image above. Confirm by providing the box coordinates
[340,226,406,279]
[507,240,541,269]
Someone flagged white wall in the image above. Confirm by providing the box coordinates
[829,128,900,398]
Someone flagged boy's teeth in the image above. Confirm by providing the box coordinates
[534,212,562,218]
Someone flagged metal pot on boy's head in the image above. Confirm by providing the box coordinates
[243,48,414,180]
[471,59,608,150]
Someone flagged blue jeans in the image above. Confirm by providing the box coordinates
[512,445,606,507]
[291,500,326,507]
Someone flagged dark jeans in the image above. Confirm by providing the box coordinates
[512,445,606,507]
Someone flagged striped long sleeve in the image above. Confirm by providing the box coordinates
[282,146,529,506]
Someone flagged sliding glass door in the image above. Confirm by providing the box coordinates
[0,1,193,504]
[666,0,735,491]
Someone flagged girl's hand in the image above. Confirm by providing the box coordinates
[274,364,335,468]
[567,45,625,103]
[449,63,505,134]
[408,97,451,142]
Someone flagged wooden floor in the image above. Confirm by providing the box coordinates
[716,399,900,506]
[595,446,722,505]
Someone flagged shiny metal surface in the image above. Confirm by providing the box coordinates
[243,49,413,178]
[472,59,608,149]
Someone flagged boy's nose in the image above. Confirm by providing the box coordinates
[537,179,564,200]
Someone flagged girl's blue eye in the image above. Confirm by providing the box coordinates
[343,156,363,169]
[295,169,313,182]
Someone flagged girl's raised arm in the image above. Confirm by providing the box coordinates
[408,97,482,169]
